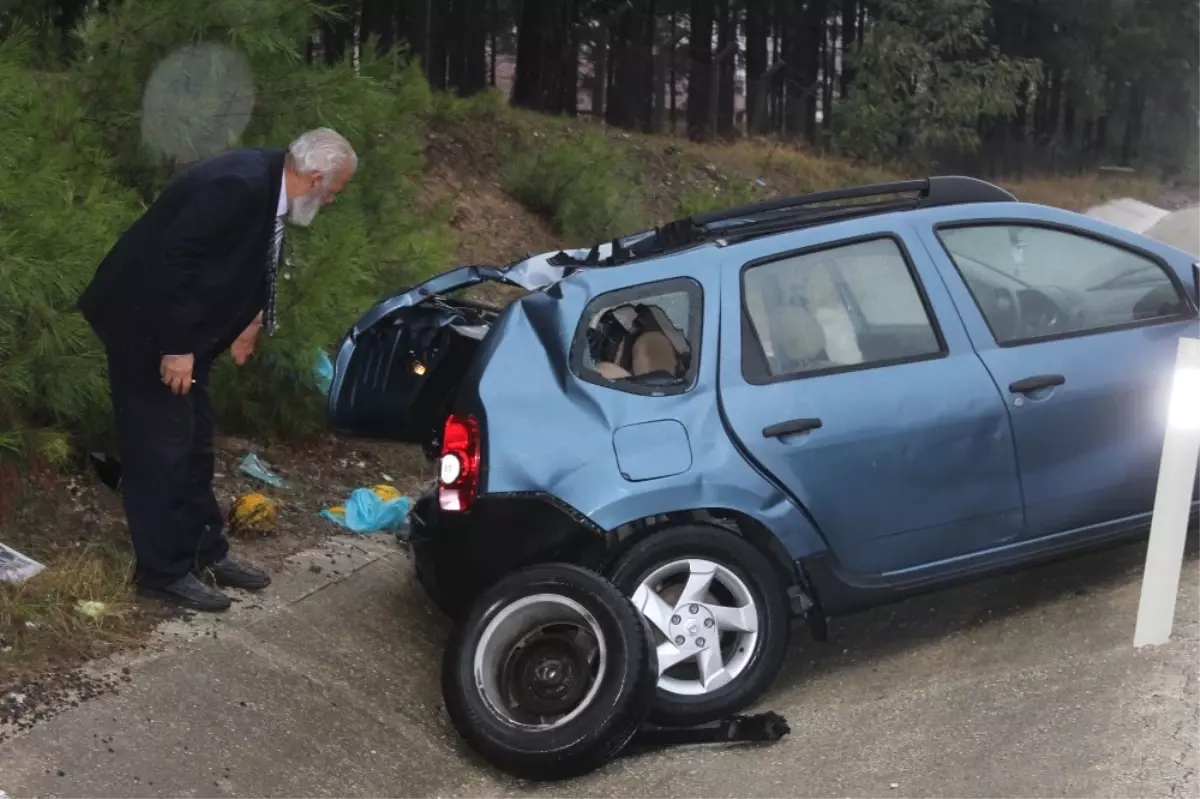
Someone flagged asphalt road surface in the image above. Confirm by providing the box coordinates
[0,531,1196,799]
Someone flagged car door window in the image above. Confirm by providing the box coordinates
[936,224,1190,345]
[572,277,701,395]
[742,237,944,381]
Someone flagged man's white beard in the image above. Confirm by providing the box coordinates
[289,190,323,227]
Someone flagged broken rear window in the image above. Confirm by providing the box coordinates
[570,278,702,396]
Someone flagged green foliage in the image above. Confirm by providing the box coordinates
[837,0,1041,166]
[677,178,766,217]
[0,1,454,455]
[502,130,645,243]
[0,36,143,465]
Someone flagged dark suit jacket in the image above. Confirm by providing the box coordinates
[78,147,286,359]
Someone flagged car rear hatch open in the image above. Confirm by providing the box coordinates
[326,256,579,453]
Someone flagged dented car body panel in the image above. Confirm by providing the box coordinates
[460,247,830,562]
[330,182,1200,619]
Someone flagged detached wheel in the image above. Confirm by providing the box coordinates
[441,563,656,781]
[606,524,790,727]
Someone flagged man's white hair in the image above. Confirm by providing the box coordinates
[287,127,357,177]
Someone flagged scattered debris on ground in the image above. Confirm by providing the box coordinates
[1,433,431,689]
[0,670,121,744]
[0,543,44,584]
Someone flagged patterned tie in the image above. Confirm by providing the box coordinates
[264,215,285,336]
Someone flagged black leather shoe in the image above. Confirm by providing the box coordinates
[139,574,232,612]
[202,556,271,591]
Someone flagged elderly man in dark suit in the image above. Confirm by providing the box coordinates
[78,128,358,612]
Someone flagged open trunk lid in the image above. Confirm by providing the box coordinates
[326,257,578,452]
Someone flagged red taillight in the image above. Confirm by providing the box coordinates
[438,413,480,512]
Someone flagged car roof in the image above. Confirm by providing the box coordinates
[503,176,1188,294]
[545,176,1016,272]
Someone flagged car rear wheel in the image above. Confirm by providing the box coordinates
[606,524,790,727]
[440,563,656,781]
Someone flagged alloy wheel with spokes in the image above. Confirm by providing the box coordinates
[606,524,790,726]
[631,558,759,697]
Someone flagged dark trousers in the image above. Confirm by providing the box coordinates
[107,348,229,588]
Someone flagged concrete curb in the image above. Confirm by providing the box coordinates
[1085,197,1171,234]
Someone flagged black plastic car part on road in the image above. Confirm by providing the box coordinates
[440,563,657,781]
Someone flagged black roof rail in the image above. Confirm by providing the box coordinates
[554,175,1016,268]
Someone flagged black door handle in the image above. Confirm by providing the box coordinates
[763,418,823,438]
[1009,374,1065,393]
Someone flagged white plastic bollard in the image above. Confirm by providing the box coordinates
[1133,336,1200,648]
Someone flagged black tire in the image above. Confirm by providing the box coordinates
[441,563,657,781]
[606,524,790,727]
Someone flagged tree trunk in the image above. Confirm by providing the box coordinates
[781,2,804,136]
[642,0,658,132]
[1046,65,1063,140]
[801,0,825,144]
[607,5,646,129]
[429,0,451,88]
[1120,80,1146,166]
[840,0,857,98]
[745,0,768,134]
[320,1,354,66]
[464,0,490,95]
[716,0,736,137]
[654,16,671,133]
[360,0,395,56]
[821,10,833,134]
[687,0,714,139]
[396,0,432,73]
[672,7,681,131]
[593,26,609,119]
[512,0,549,110]
[770,0,784,132]
[556,0,580,116]
[489,0,498,85]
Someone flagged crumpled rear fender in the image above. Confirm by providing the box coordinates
[583,481,828,561]
[471,277,829,564]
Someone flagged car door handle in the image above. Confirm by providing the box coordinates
[763,418,823,438]
[1009,374,1065,394]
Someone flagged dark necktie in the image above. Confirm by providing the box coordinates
[264,216,284,336]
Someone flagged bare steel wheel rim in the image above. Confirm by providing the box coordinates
[473,593,608,729]
[631,558,760,698]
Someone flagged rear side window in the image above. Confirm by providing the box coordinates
[571,278,702,395]
[741,237,944,382]
[936,224,1191,345]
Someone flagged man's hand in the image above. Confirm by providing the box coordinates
[160,353,195,396]
[231,313,263,366]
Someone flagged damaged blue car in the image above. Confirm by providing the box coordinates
[329,176,1200,726]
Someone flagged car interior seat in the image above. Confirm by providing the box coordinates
[629,305,691,378]
[769,305,827,374]
[590,303,691,381]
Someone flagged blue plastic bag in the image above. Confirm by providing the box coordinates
[320,487,411,534]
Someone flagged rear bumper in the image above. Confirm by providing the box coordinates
[403,485,610,616]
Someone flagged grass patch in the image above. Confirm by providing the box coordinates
[1000,174,1167,211]
[501,128,646,242]
[1,542,139,684]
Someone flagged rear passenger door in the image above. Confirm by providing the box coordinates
[919,218,1199,539]
[718,218,1025,576]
